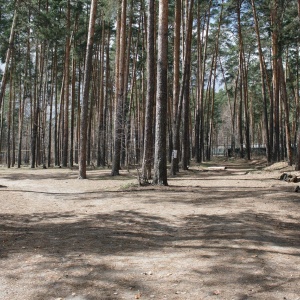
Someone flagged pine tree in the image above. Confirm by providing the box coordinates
[153,0,168,186]
[79,0,98,179]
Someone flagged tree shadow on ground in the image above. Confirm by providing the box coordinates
[1,197,300,299]
[1,162,300,299]
[1,169,136,182]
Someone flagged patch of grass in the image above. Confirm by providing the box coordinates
[120,182,139,190]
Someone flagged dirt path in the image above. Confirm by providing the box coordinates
[0,159,300,300]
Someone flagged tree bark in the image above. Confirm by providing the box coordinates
[195,1,212,163]
[279,58,293,165]
[62,0,71,167]
[153,0,168,186]
[170,0,181,175]
[181,0,194,170]
[111,0,127,176]
[251,0,271,163]
[7,66,13,168]
[97,20,105,167]
[31,44,44,168]
[271,0,280,161]
[78,0,98,179]
[70,52,76,167]
[141,0,155,182]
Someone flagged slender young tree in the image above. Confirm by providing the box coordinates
[111,0,127,176]
[250,0,271,163]
[170,0,181,175]
[7,66,13,168]
[181,0,194,170]
[279,59,293,165]
[195,0,212,163]
[31,43,44,169]
[237,0,250,160]
[141,0,155,182]
[97,19,106,167]
[153,0,168,186]
[62,0,71,167]
[271,0,280,162]
[78,0,98,179]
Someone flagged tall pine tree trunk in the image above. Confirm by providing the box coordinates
[141,0,155,182]
[111,0,127,176]
[62,0,71,167]
[196,1,212,163]
[97,20,105,167]
[170,0,181,175]
[181,0,194,170]
[279,58,293,165]
[271,1,280,161]
[153,0,168,186]
[7,66,13,168]
[78,0,97,179]
[251,0,271,163]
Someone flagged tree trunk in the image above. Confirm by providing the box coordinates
[170,0,181,175]
[196,1,212,163]
[271,1,280,161]
[141,0,155,182]
[53,45,60,166]
[194,1,202,164]
[70,52,76,167]
[97,20,105,167]
[251,0,271,163]
[111,0,127,176]
[181,0,194,170]
[62,0,71,167]
[102,26,111,167]
[279,58,293,165]
[78,0,97,179]
[7,66,13,168]
[31,44,44,168]
[153,0,168,186]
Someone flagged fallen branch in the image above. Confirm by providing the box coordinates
[207,166,227,171]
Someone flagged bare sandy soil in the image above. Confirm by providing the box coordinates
[0,158,300,300]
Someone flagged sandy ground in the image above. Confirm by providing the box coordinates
[0,158,300,300]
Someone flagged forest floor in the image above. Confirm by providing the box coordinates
[0,158,300,300]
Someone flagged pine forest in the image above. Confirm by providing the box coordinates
[1,0,300,184]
